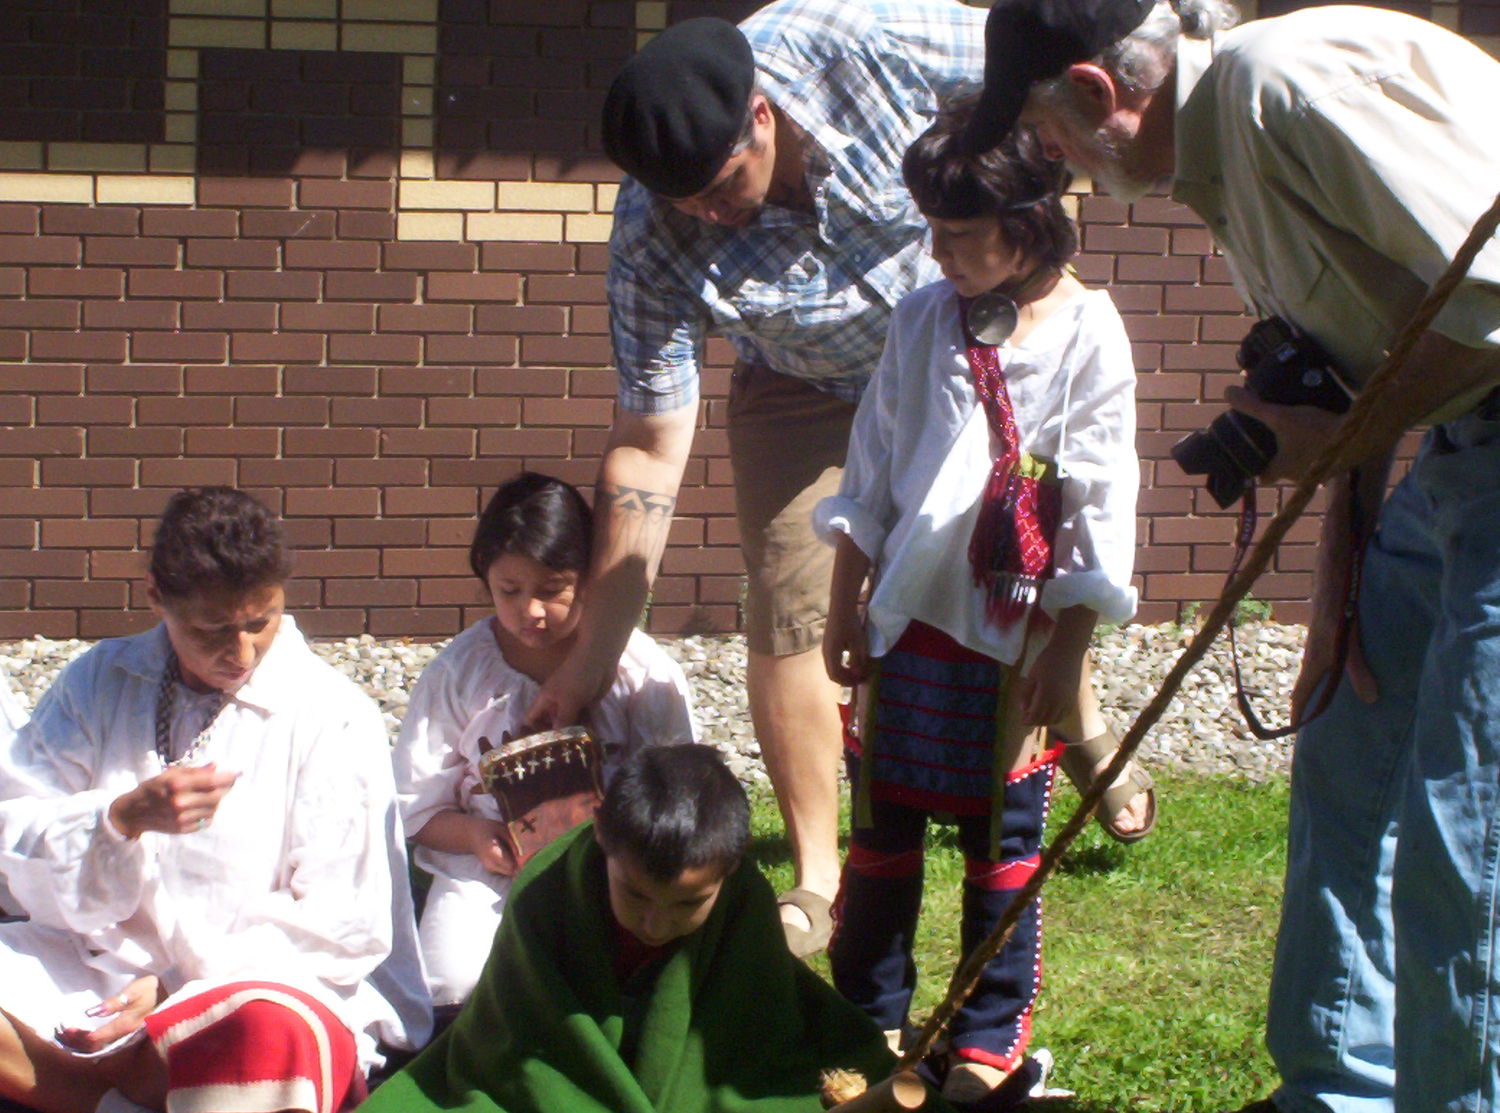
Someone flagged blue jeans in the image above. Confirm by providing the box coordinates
[1268,411,1500,1113]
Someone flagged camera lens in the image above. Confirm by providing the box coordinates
[1170,411,1278,509]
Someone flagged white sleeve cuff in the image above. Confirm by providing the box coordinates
[812,496,886,561]
[1039,571,1138,626]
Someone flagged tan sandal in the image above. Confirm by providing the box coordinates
[777,887,833,957]
[1056,728,1157,844]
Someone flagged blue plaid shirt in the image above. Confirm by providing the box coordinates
[607,0,987,415]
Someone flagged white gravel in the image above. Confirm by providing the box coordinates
[0,622,1307,783]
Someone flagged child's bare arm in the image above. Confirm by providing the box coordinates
[1018,605,1097,728]
[824,533,874,686]
[413,810,518,877]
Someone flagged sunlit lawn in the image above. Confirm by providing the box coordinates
[747,772,1289,1112]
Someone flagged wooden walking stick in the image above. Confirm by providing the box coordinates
[894,189,1500,1075]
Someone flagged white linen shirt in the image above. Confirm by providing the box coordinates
[815,281,1138,665]
[0,617,430,1067]
[1171,7,1500,422]
[394,621,697,886]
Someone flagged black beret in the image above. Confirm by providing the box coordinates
[964,0,1155,155]
[601,18,756,199]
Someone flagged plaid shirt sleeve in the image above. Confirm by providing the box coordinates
[607,182,707,417]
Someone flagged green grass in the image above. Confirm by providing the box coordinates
[746,772,1290,1111]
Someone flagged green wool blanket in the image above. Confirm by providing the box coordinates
[361,824,902,1113]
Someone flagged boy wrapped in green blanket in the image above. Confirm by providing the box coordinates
[361,743,905,1113]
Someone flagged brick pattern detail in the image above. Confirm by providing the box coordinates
[0,0,1480,637]
[0,0,167,145]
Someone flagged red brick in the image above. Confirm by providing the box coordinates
[284,240,380,270]
[480,243,574,272]
[382,546,471,576]
[426,335,517,363]
[141,209,240,238]
[420,579,487,606]
[240,210,337,239]
[294,550,381,577]
[226,270,321,300]
[187,239,280,269]
[30,267,124,297]
[477,367,568,396]
[1164,285,1251,314]
[84,300,179,329]
[428,518,484,546]
[87,363,183,393]
[85,237,179,266]
[1117,255,1201,283]
[329,333,421,364]
[235,396,329,425]
[294,610,368,637]
[338,211,396,240]
[140,458,236,486]
[41,518,137,548]
[383,243,476,271]
[129,268,224,299]
[377,304,472,332]
[335,459,427,486]
[199,177,295,207]
[380,486,480,520]
[431,459,523,486]
[475,304,565,334]
[285,428,379,456]
[380,428,475,456]
[521,335,612,364]
[324,271,417,301]
[88,426,183,455]
[239,459,333,486]
[1163,344,1239,371]
[43,458,136,486]
[33,331,126,361]
[90,551,148,579]
[428,397,521,426]
[0,235,80,265]
[34,579,129,608]
[1172,228,1214,255]
[376,364,474,394]
[523,397,613,426]
[37,395,132,424]
[525,274,605,304]
[0,487,86,515]
[648,605,738,634]
[138,396,233,424]
[183,302,277,330]
[184,427,278,455]
[1131,197,1202,225]
[232,332,326,363]
[571,305,608,334]
[0,332,28,360]
[43,206,139,236]
[0,206,38,234]
[0,300,79,328]
[131,331,228,362]
[0,610,77,638]
[297,179,392,209]
[325,579,418,607]
[1083,225,1170,255]
[331,397,423,425]
[1121,314,1198,343]
[426,272,519,301]
[334,518,426,546]
[284,366,376,395]
[79,611,157,639]
[280,302,376,332]
[368,608,462,636]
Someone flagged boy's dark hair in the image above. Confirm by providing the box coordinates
[469,472,593,582]
[150,487,292,602]
[594,744,750,883]
[903,98,1077,270]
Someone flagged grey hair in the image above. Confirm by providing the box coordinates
[1084,0,1240,93]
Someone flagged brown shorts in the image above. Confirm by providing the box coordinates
[727,364,858,657]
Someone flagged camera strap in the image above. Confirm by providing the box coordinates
[1224,470,1366,740]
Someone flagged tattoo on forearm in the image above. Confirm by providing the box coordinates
[595,483,676,570]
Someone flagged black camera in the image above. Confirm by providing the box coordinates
[1170,317,1353,509]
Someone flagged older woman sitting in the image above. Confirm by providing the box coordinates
[0,487,429,1113]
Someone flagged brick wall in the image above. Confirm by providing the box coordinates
[0,0,1490,638]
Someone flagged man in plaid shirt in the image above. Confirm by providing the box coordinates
[529,0,993,955]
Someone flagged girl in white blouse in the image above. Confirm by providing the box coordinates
[394,473,696,1008]
[816,110,1139,1102]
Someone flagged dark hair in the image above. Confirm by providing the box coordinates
[149,487,292,602]
[903,98,1077,270]
[594,744,750,883]
[469,472,593,582]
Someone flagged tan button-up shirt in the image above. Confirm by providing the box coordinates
[1172,6,1500,423]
